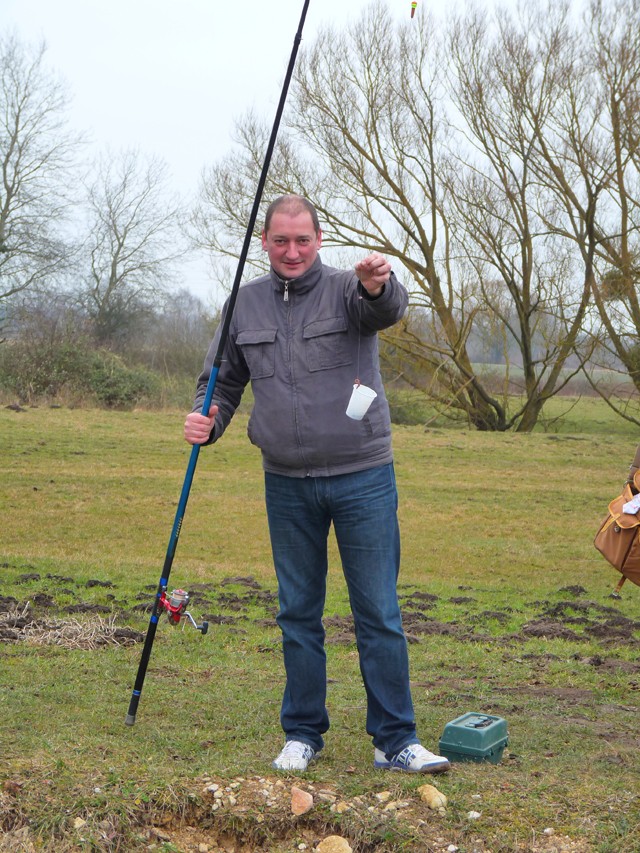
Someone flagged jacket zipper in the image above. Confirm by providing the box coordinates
[283,278,306,469]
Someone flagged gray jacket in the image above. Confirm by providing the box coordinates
[194,255,409,477]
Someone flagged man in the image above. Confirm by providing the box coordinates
[185,195,449,775]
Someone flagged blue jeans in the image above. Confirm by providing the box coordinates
[264,463,417,755]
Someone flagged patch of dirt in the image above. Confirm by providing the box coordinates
[322,613,480,645]
[585,617,640,641]
[558,585,587,597]
[519,620,582,641]
[542,599,626,619]
[324,615,355,645]
[30,593,56,608]
[216,594,249,611]
[15,573,41,584]
[0,774,596,853]
[404,591,439,603]
[220,575,262,588]
[201,613,242,625]
[320,589,639,649]
[473,610,511,624]
[572,655,640,673]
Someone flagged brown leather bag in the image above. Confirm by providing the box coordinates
[594,469,640,595]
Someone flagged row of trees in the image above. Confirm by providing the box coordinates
[0,33,191,345]
[1,1,640,428]
[0,31,219,406]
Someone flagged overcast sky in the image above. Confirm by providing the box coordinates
[1,0,445,300]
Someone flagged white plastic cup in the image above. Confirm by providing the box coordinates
[346,383,377,420]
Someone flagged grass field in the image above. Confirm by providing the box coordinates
[1,400,639,852]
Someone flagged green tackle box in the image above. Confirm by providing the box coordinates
[438,712,509,764]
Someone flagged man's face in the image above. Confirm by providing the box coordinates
[262,210,322,279]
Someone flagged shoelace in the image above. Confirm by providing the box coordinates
[281,741,311,758]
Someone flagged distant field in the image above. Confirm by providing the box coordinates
[1,402,639,852]
[470,362,637,399]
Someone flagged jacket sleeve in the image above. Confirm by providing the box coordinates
[350,271,409,334]
[192,304,250,444]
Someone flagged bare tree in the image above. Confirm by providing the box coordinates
[128,288,218,376]
[79,149,187,348]
[194,0,636,430]
[195,2,511,429]
[503,0,640,423]
[581,0,640,420]
[0,33,80,306]
[445,1,597,431]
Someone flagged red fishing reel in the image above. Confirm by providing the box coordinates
[158,588,208,634]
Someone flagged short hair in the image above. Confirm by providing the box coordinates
[264,195,321,235]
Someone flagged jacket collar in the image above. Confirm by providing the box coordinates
[269,255,323,295]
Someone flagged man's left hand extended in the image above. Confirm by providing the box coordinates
[355,252,391,297]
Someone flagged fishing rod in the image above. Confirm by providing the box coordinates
[125,0,311,727]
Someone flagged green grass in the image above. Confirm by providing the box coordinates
[1,400,639,852]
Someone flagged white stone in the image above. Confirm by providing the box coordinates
[317,792,337,803]
[149,827,171,841]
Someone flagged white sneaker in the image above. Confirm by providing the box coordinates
[272,740,317,771]
[374,743,450,773]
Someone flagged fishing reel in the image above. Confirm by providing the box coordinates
[157,587,208,634]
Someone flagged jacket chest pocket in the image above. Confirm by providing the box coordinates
[303,317,352,372]
[236,329,277,379]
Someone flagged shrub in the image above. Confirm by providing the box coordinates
[86,352,160,408]
[0,337,160,409]
[386,389,431,425]
[0,338,93,401]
